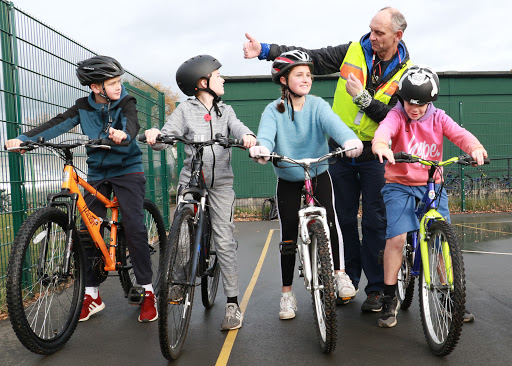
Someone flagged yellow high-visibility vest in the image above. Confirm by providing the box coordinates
[332,42,412,141]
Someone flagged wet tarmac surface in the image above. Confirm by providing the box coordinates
[1,212,511,365]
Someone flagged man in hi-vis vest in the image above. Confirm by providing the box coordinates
[243,7,411,313]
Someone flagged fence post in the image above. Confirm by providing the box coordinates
[157,91,169,225]
[459,101,466,212]
[1,1,24,233]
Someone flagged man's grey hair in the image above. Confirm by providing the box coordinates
[380,7,407,33]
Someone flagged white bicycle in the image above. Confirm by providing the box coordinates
[258,147,354,353]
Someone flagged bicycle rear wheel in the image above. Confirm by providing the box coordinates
[118,199,167,296]
[200,211,220,309]
[159,206,195,360]
[398,236,415,310]
[309,221,337,354]
[419,220,465,356]
[6,207,84,354]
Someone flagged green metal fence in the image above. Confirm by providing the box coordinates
[0,0,171,312]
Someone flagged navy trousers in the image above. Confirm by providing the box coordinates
[329,159,386,294]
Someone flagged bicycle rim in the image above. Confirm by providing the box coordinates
[419,221,465,356]
[6,207,84,354]
[309,222,337,354]
[159,207,195,360]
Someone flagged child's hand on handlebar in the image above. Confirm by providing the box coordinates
[374,147,395,164]
[471,147,488,166]
[144,128,162,145]
[108,128,127,144]
[343,139,363,158]
[243,134,257,148]
[4,138,25,153]
[249,145,270,164]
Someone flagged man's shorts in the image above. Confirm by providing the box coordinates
[381,183,450,239]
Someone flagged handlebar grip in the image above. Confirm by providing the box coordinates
[137,134,147,143]
[484,158,491,165]
[393,151,411,160]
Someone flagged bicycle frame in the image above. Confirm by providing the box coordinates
[400,154,474,288]
[58,163,120,272]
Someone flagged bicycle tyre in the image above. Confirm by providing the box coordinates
[118,199,167,296]
[398,237,415,310]
[309,221,337,354]
[159,206,195,360]
[201,211,220,309]
[261,198,272,220]
[6,207,84,354]
[419,220,465,356]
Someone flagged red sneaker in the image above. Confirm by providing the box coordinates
[79,293,105,321]
[139,291,158,323]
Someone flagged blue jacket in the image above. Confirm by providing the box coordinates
[17,85,143,180]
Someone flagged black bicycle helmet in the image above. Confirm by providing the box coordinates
[76,56,125,86]
[271,50,314,85]
[397,65,439,105]
[176,55,222,96]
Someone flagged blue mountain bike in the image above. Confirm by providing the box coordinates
[394,152,488,356]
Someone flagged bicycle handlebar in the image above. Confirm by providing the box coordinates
[393,151,490,166]
[5,137,130,151]
[257,146,356,167]
[138,133,246,150]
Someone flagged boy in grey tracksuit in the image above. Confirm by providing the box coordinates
[145,55,256,330]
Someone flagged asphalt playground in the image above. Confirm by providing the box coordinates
[1,212,511,366]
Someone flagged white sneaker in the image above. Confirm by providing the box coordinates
[279,292,297,320]
[336,272,356,298]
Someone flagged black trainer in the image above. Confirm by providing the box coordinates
[361,291,383,312]
[463,309,475,323]
[378,295,400,328]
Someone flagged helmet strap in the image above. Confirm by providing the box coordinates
[197,78,222,117]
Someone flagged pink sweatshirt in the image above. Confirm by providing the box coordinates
[372,103,484,186]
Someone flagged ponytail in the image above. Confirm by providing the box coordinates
[276,86,287,113]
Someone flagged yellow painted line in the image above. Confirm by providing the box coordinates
[453,223,512,235]
[216,229,276,366]
[462,250,512,256]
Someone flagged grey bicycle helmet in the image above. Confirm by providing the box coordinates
[397,65,439,105]
[176,55,222,96]
[271,50,314,85]
[76,56,125,86]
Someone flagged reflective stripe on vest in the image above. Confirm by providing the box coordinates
[332,42,411,141]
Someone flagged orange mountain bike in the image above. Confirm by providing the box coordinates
[5,138,166,354]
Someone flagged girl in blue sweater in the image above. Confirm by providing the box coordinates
[249,50,363,319]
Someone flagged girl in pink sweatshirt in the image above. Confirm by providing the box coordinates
[371,65,487,328]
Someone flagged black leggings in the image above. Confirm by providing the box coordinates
[277,171,342,287]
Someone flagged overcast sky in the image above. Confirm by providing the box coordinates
[15,0,512,97]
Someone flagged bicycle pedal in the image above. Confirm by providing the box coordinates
[127,286,145,305]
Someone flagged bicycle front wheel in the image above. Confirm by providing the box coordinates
[118,199,167,296]
[159,206,195,360]
[309,221,337,354]
[419,220,465,356]
[6,207,84,354]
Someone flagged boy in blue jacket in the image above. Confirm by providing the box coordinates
[5,55,157,323]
